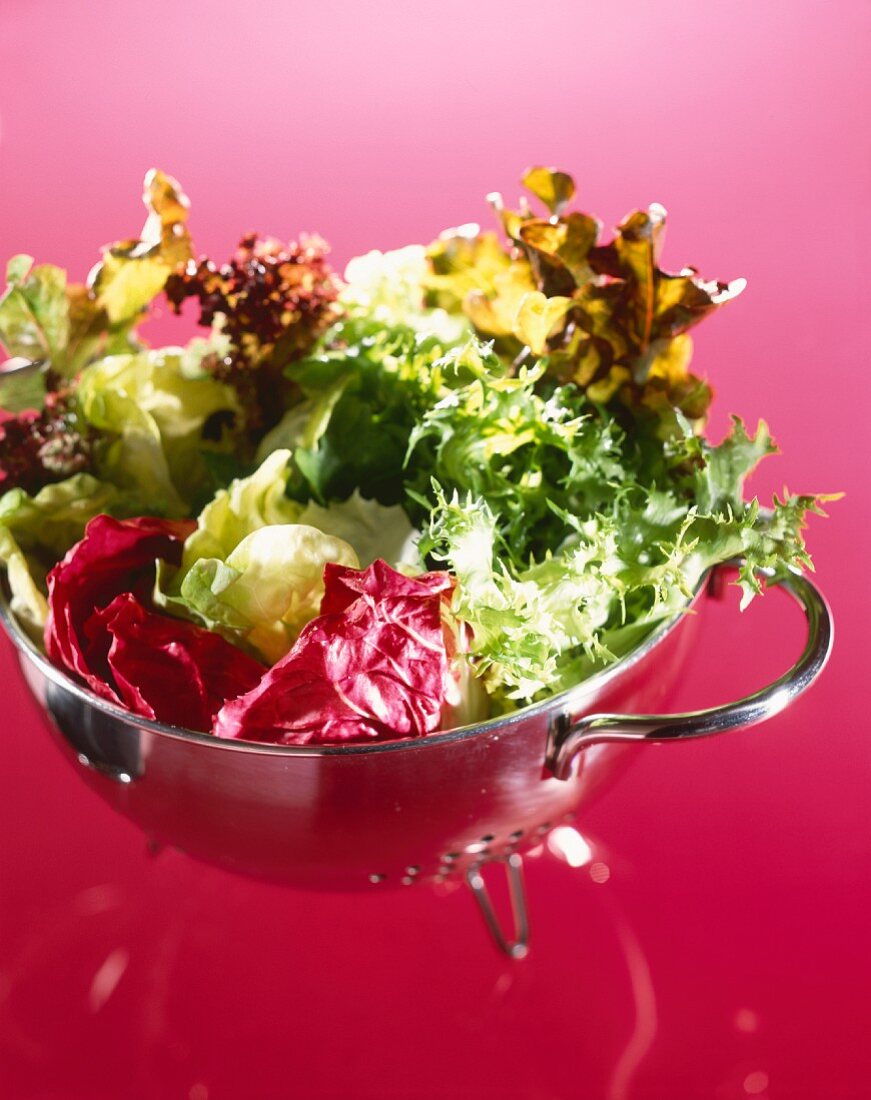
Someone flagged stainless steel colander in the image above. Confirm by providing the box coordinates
[1,560,832,957]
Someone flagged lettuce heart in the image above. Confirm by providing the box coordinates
[180,523,359,664]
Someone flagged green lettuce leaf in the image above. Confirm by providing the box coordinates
[157,451,423,662]
[75,344,239,516]
[156,449,305,636]
[179,523,359,664]
[0,256,69,367]
[0,358,48,414]
[0,525,48,638]
[0,257,131,388]
[1,172,193,393]
[296,491,420,569]
[0,474,124,636]
[175,448,302,568]
[407,348,626,561]
[284,318,455,505]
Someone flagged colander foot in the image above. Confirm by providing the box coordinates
[466,853,529,960]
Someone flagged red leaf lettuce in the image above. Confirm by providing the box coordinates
[45,514,263,729]
[214,559,454,744]
[90,592,264,730]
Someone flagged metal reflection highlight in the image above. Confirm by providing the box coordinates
[547,825,592,868]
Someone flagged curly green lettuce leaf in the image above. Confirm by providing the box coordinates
[420,414,827,706]
[420,490,625,701]
[284,318,456,505]
[689,415,775,512]
[407,347,627,561]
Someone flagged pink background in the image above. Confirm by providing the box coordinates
[1,2,869,1097]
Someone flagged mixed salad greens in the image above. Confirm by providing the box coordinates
[0,168,829,743]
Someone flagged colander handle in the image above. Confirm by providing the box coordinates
[546,563,833,781]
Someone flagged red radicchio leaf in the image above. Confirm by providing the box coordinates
[44,514,194,701]
[214,559,455,745]
[89,593,265,731]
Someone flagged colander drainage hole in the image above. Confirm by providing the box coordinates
[509,830,524,841]
[404,865,420,876]
[536,822,553,835]
[480,834,495,843]
[368,873,387,884]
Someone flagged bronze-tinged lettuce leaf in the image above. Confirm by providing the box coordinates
[63,285,116,373]
[88,168,194,326]
[591,204,746,358]
[564,203,745,427]
[518,212,600,290]
[425,169,746,432]
[521,166,576,216]
[0,391,98,494]
[424,228,536,342]
[1,170,193,395]
[512,292,573,356]
[164,232,342,440]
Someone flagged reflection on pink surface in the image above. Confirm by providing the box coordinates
[608,907,658,1100]
[1,0,870,1096]
[547,829,658,1100]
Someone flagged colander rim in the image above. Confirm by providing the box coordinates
[0,573,706,757]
